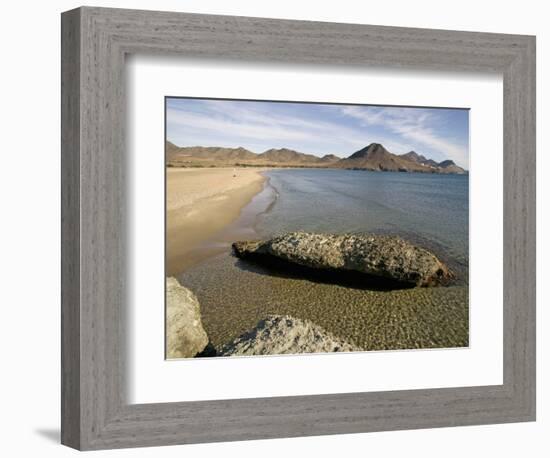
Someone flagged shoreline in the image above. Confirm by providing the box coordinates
[166,167,267,275]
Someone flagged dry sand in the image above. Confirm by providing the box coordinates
[167,167,266,275]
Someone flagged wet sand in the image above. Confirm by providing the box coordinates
[167,167,266,275]
[177,252,469,352]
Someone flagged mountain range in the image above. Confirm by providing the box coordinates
[166,141,467,174]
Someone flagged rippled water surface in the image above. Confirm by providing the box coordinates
[257,169,468,266]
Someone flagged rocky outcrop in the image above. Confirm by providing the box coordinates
[166,277,209,359]
[233,232,453,287]
[220,315,362,356]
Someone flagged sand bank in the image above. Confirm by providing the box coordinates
[167,167,266,275]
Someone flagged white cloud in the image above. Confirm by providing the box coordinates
[167,107,313,143]
[167,102,378,156]
[340,106,469,167]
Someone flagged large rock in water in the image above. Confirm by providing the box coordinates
[166,277,209,358]
[233,232,453,287]
[220,315,362,356]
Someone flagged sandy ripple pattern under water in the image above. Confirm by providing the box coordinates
[178,252,469,352]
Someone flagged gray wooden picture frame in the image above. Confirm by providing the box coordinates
[61,6,536,451]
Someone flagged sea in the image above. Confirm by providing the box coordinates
[177,168,470,351]
[253,169,468,268]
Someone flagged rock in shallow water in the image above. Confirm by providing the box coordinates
[232,232,453,287]
[166,277,209,358]
[220,315,362,356]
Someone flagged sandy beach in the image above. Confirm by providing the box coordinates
[167,167,266,275]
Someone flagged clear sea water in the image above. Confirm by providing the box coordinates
[255,169,469,269]
[178,168,470,351]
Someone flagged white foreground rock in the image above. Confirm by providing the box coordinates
[166,277,209,359]
[221,315,362,356]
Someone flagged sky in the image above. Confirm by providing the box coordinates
[166,98,470,168]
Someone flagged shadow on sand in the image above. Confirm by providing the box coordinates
[233,254,416,292]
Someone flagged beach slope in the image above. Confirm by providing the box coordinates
[167,167,265,275]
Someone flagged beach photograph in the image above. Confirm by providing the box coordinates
[165,97,469,359]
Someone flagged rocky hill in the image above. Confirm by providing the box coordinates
[167,143,257,164]
[257,147,323,164]
[166,141,467,174]
[319,154,341,163]
[335,143,433,172]
[399,150,466,174]
[400,150,438,166]
[437,159,466,174]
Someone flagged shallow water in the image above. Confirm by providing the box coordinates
[180,252,469,352]
[176,168,469,352]
[257,169,469,267]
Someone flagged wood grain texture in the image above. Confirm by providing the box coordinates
[60,7,81,450]
[60,6,536,450]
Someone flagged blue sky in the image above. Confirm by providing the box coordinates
[166,98,469,168]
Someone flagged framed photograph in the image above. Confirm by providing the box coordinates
[61,6,536,450]
[164,97,470,360]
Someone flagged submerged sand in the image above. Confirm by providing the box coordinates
[178,252,469,352]
[167,167,266,275]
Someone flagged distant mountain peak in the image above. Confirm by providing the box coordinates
[349,143,390,159]
[262,147,298,154]
[401,150,428,163]
[257,147,324,164]
[365,142,385,151]
[320,154,340,161]
[438,159,456,168]
[336,144,466,174]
